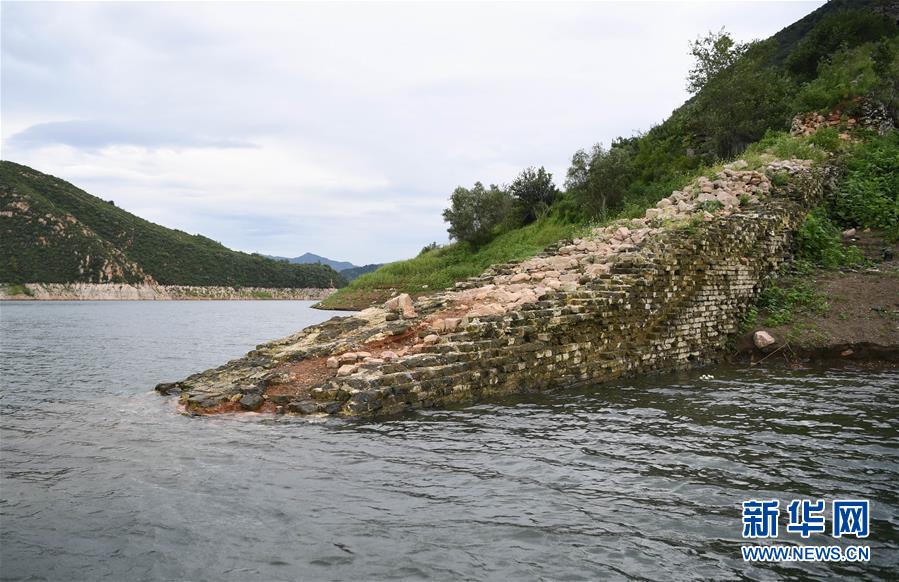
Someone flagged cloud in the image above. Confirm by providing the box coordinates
[7,120,257,150]
[0,1,825,264]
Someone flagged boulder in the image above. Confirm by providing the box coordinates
[423,334,440,345]
[509,273,530,283]
[381,350,398,361]
[384,293,417,318]
[753,330,777,350]
[287,400,319,414]
[239,393,263,411]
[716,192,740,207]
[337,364,357,376]
[326,356,340,369]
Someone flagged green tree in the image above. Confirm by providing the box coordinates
[509,166,558,224]
[442,182,514,246]
[690,40,795,157]
[565,144,634,220]
[687,28,747,94]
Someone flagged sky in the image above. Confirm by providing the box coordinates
[1,1,824,265]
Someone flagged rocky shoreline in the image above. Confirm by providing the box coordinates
[0,283,337,301]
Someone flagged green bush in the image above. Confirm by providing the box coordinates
[757,279,829,326]
[795,40,890,112]
[808,126,843,153]
[795,208,864,268]
[745,130,829,164]
[831,131,899,241]
[785,8,897,79]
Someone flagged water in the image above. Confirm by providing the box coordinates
[1,301,897,581]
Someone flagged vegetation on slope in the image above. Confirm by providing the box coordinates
[0,162,346,288]
[322,0,898,310]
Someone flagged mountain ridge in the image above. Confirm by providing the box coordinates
[0,161,347,289]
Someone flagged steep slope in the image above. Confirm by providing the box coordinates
[320,0,898,310]
[0,162,346,288]
[339,263,383,282]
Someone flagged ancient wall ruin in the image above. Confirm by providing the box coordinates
[159,162,825,418]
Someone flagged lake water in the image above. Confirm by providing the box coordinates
[1,301,897,581]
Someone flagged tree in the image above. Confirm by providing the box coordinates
[687,28,747,94]
[564,144,634,220]
[690,40,794,157]
[509,166,558,224]
[442,182,514,246]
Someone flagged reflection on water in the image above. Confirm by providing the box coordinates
[1,301,897,580]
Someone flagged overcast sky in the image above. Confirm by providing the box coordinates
[1,1,824,265]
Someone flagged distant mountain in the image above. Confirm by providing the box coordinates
[267,252,383,282]
[0,161,347,288]
[279,252,357,272]
[340,263,383,281]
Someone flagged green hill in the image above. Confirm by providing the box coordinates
[0,161,346,288]
[320,0,898,309]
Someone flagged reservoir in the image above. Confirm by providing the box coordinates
[1,301,896,580]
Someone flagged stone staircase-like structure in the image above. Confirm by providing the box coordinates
[156,161,825,418]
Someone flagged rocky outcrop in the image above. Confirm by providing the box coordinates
[790,97,894,137]
[0,283,336,301]
[157,160,825,418]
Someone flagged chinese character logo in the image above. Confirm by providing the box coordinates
[786,499,826,538]
[833,500,870,538]
[742,499,779,539]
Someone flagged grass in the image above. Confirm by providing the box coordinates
[318,217,583,309]
[754,276,830,327]
[3,283,33,297]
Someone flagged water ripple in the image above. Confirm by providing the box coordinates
[1,302,897,581]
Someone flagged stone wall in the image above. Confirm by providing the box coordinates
[159,162,825,418]
[0,283,336,301]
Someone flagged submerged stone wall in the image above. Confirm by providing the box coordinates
[157,162,825,418]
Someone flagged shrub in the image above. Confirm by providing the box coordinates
[419,242,440,256]
[831,131,899,241]
[795,208,864,268]
[442,182,514,246]
[795,40,889,112]
[808,126,842,153]
[785,9,897,79]
[757,279,828,326]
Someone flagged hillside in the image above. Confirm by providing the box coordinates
[319,0,898,310]
[0,162,346,288]
[339,263,384,282]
